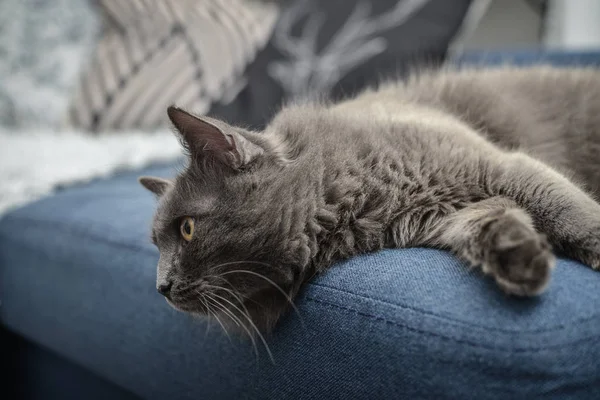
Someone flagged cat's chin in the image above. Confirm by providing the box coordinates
[165,297,205,314]
[165,298,178,309]
[167,294,289,334]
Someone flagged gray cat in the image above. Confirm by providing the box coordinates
[140,66,600,335]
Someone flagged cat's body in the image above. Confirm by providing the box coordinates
[355,67,600,195]
[141,66,600,333]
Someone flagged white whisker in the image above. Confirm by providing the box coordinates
[210,292,275,365]
[213,260,273,269]
[198,296,213,339]
[219,269,305,329]
[196,289,231,342]
[204,283,253,318]
[204,294,261,363]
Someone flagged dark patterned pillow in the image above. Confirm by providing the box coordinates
[68,0,278,131]
[209,0,473,129]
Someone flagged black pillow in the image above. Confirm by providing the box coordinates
[209,0,472,128]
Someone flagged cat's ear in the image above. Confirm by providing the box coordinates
[167,106,263,169]
[139,176,172,197]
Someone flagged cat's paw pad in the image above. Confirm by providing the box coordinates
[484,214,555,296]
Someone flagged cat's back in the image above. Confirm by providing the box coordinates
[365,66,600,140]
[335,66,600,191]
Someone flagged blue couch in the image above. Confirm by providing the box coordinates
[2,52,600,399]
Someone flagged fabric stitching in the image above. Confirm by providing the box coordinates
[309,282,600,334]
[304,297,600,353]
[0,215,156,255]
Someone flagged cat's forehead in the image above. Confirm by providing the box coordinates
[153,178,217,225]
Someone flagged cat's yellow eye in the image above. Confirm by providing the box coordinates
[180,217,194,242]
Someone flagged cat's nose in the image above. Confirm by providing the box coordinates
[157,282,172,298]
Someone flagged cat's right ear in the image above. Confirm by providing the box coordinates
[167,106,264,170]
[139,176,172,197]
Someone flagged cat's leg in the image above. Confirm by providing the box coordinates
[429,197,555,296]
[493,152,600,270]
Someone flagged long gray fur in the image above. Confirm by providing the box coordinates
[140,66,600,333]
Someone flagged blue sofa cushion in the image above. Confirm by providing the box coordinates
[455,49,600,67]
[2,161,600,399]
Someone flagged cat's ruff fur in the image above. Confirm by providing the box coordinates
[141,66,600,333]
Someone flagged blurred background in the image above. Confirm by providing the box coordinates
[455,0,600,51]
[1,0,600,215]
[1,1,600,399]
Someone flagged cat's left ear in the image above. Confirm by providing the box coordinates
[167,106,264,169]
[139,176,172,197]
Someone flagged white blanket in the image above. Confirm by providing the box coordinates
[0,129,182,216]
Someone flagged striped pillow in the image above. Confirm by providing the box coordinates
[68,0,278,132]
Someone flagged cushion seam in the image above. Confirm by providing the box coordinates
[0,215,156,255]
[309,282,600,334]
[305,297,600,353]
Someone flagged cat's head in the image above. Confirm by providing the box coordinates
[140,107,318,333]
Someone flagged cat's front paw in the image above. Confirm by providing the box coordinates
[483,213,555,296]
